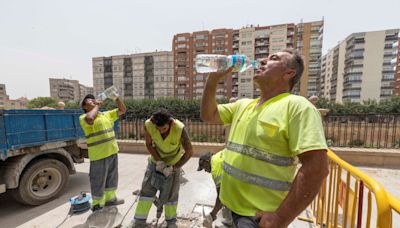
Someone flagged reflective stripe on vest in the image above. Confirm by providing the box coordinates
[87,136,116,147]
[214,175,222,185]
[226,141,295,166]
[223,161,291,191]
[86,127,114,139]
[155,145,181,163]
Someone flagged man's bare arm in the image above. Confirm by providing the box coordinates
[144,126,161,161]
[116,97,126,116]
[173,128,193,169]
[200,68,233,124]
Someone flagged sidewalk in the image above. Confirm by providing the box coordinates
[11,153,314,228]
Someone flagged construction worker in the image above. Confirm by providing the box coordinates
[197,150,232,227]
[201,48,328,228]
[131,108,194,228]
[79,93,126,212]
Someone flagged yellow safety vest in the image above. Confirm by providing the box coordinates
[218,93,327,216]
[79,109,119,161]
[211,150,224,187]
[145,118,185,166]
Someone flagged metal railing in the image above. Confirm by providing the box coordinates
[323,114,400,149]
[306,149,395,228]
[118,113,400,149]
[118,116,226,143]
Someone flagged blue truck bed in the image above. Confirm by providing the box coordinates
[0,109,85,160]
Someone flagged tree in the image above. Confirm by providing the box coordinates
[27,97,59,109]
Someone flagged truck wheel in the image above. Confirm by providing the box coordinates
[12,159,69,205]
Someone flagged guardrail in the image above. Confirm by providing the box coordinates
[306,149,395,227]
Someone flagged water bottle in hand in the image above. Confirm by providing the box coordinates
[97,85,119,101]
[195,54,259,73]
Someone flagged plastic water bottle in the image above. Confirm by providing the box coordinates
[195,54,260,73]
[97,85,119,101]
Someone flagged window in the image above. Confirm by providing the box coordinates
[271,37,284,43]
[177,37,186,41]
[195,34,206,40]
[241,41,252,46]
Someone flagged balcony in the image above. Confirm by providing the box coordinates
[255,49,268,54]
[255,41,268,46]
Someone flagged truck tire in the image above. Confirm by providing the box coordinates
[11,159,69,205]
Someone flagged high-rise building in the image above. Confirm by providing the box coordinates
[93,51,173,100]
[49,78,92,101]
[173,29,233,99]
[393,39,400,96]
[173,20,323,99]
[293,20,324,97]
[321,29,400,103]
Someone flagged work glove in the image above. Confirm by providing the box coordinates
[156,161,166,173]
[162,166,173,177]
[203,213,213,228]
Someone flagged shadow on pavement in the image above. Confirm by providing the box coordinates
[0,171,90,228]
[72,206,123,228]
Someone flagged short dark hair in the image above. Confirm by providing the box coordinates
[80,94,95,113]
[151,108,172,126]
[282,48,304,91]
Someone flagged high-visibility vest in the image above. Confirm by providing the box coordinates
[145,118,185,166]
[211,150,224,187]
[79,109,119,161]
[218,93,327,216]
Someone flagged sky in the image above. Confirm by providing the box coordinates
[0,0,399,99]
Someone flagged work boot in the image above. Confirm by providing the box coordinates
[166,223,178,228]
[91,204,103,212]
[105,198,125,206]
[128,219,147,228]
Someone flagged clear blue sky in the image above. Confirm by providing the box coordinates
[1,0,399,99]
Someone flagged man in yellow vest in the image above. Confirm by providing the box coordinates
[131,108,193,228]
[79,93,126,212]
[197,150,232,227]
[200,48,329,228]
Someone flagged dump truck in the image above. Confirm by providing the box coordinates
[0,109,116,205]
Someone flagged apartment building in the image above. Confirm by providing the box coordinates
[321,29,400,103]
[79,84,93,100]
[293,20,324,97]
[173,29,233,99]
[393,39,400,96]
[49,78,84,101]
[173,20,323,99]
[93,51,173,100]
[6,97,28,109]
[0,84,28,109]
[0,84,7,109]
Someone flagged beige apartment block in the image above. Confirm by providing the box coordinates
[173,20,323,100]
[393,40,400,95]
[49,78,90,101]
[321,29,399,103]
[292,20,324,97]
[6,97,28,109]
[93,51,173,100]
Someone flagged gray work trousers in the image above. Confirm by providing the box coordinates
[135,160,180,224]
[232,211,259,228]
[89,153,118,206]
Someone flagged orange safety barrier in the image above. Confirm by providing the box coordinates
[304,149,393,228]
